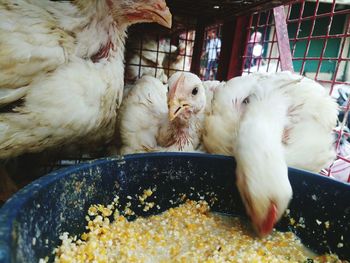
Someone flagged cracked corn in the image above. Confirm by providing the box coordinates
[51,200,342,263]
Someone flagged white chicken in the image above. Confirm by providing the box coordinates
[202,80,222,114]
[118,72,206,154]
[0,0,171,159]
[203,71,338,236]
[0,0,171,200]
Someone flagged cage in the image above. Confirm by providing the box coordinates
[240,0,350,182]
[122,0,350,183]
[1,0,349,205]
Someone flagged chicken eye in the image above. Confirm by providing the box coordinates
[243,97,249,104]
[192,87,198,95]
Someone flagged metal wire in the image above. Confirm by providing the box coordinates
[242,0,350,182]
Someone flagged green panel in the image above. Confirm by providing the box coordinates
[286,2,346,74]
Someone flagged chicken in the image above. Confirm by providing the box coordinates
[118,72,206,154]
[202,80,223,114]
[321,127,350,183]
[0,0,172,200]
[125,36,176,84]
[0,0,171,159]
[203,71,338,236]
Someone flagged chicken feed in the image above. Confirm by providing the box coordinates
[42,190,343,263]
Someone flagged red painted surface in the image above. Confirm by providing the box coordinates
[190,20,206,76]
[273,6,293,72]
[216,19,236,81]
[227,16,251,79]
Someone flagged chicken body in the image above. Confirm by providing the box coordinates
[203,71,338,236]
[0,0,171,159]
[118,72,206,155]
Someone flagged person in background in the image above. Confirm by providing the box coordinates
[204,30,221,80]
[244,31,263,69]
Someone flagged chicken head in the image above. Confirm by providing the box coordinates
[167,72,206,123]
[211,75,293,236]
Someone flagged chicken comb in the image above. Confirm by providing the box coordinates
[168,73,185,99]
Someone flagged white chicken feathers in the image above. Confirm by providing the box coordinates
[202,80,223,114]
[0,0,171,159]
[118,76,168,154]
[203,71,338,235]
[118,72,206,155]
[204,71,337,171]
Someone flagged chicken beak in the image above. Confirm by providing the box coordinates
[168,100,190,121]
[257,202,277,237]
[129,0,172,29]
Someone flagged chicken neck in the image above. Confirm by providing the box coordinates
[157,116,200,151]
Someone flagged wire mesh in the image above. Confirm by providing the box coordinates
[242,0,350,182]
[8,0,349,193]
[124,16,196,84]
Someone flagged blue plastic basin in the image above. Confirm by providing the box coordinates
[0,153,349,262]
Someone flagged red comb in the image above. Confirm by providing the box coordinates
[168,73,185,99]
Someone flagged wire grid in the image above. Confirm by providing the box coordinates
[199,24,223,81]
[166,0,294,20]
[124,18,196,84]
[163,29,196,78]
[242,0,350,182]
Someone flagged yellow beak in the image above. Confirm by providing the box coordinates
[143,1,172,29]
[168,99,190,121]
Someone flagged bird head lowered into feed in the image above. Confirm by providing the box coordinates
[216,75,293,236]
[115,0,172,29]
[167,72,206,123]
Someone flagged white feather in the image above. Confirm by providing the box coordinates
[203,71,338,233]
[118,73,206,154]
[0,0,170,158]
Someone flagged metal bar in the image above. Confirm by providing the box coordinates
[183,27,189,71]
[334,98,350,171]
[138,34,144,79]
[289,33,350,41]
[287,9,350,23]
[254,12,263,72]
[155,34,160,78]
[317,79,350,85]
[227,15,251,78]
[240,15,254,75]
[260,10,272,73]
[335,155,350,163]
[292,57,350,61]
[266,27,279,72]
[300,0,320,74]
[190,19,205,76]
[329,15,350,95]
[273,5,294,71]
[290,1,305,57]
[217,20,235,81]
[245,15,256,74]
